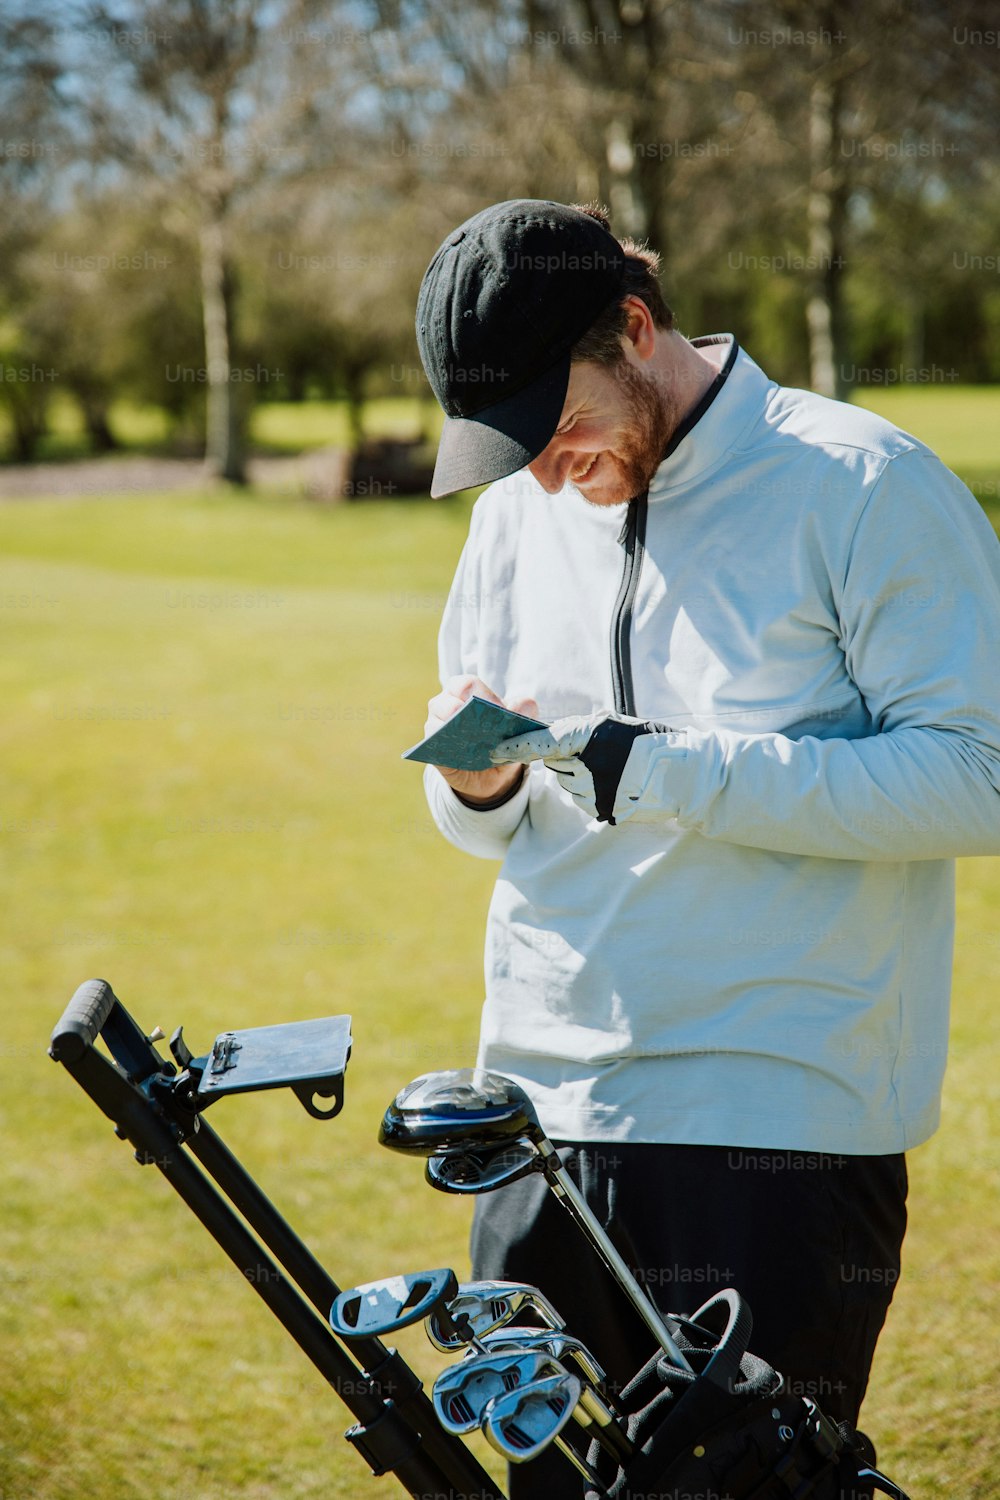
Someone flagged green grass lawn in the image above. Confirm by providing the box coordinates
[850,385,1000,524]
[252,397,442,453]
[1,476,998,1500]
[0,488,497,1500]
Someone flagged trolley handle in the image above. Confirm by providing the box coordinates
[49,978,119,1063]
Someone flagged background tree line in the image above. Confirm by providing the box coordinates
[1,0,998,478]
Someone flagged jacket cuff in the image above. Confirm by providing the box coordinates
[453,766,526,810]
[615,729,723,823]
[424,763,531,857]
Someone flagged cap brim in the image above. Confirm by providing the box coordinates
[429,355,570,498]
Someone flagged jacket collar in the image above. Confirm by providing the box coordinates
[648,335,775,499]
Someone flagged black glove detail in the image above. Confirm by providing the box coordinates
[577,719,651,824]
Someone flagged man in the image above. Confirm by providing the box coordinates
[415,199,1000,1492]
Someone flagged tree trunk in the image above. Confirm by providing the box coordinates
[3,392,46,461]
[901,294,925,374]
[598,4,669,257]
[344,361,367,452]
[199,212,246,483]
[806,73,848,399]
[605,118,645,241]
[80,397,118,453]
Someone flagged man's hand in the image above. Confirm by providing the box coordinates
[427,676,539,806]
[493,709,684,825]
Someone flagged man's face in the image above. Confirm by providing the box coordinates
[527,357,676,507]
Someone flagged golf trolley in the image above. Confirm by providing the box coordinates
[51,979,910,1500]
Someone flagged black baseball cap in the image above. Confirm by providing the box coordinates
[416,200,627,497]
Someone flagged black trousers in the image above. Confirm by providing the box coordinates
[471,1142,907,1498]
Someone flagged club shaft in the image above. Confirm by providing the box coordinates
[542,1149,692,1370]
[555,1435,611,1497]
[577,1388,632,1460]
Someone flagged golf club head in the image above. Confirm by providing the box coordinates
[379,1069,543,1156]
[432,1350,565,1435]
[330,1268,457,1340]
[426,1140,540,1195]
[483,1371,583,1462]
[475,1327,608,1386]
[426,1281,566,1352]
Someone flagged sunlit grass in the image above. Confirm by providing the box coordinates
[851,385,1000,520]
[0,489,500,1499]
[252,397,443,452]
[0,482,998,1499]
[849,385,999,470]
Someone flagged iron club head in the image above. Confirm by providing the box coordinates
[432,1350,564,1435]
[473,1327,608,1387]
[474,1328,631,1454]
[425,1281,565,1352]
[482,1370,583,1462]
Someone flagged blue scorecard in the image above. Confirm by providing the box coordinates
[402,695,547,772]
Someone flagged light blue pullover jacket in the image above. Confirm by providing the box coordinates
[424,336,1000,1152]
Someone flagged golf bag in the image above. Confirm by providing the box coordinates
[583,1289,903,1500]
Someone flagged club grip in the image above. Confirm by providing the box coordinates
[50,978,119,1063]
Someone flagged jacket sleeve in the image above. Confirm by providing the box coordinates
[424,763,531,860]
[423,503,530,861]
[668,450,1000,859]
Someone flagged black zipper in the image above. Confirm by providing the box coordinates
[610,491,648,715]
[608,337,739,717]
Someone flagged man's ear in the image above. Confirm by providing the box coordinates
[622,296,656,361]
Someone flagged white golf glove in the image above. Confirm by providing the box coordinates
[492,710,691,826]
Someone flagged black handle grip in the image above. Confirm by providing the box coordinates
[50,978,120,1064]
